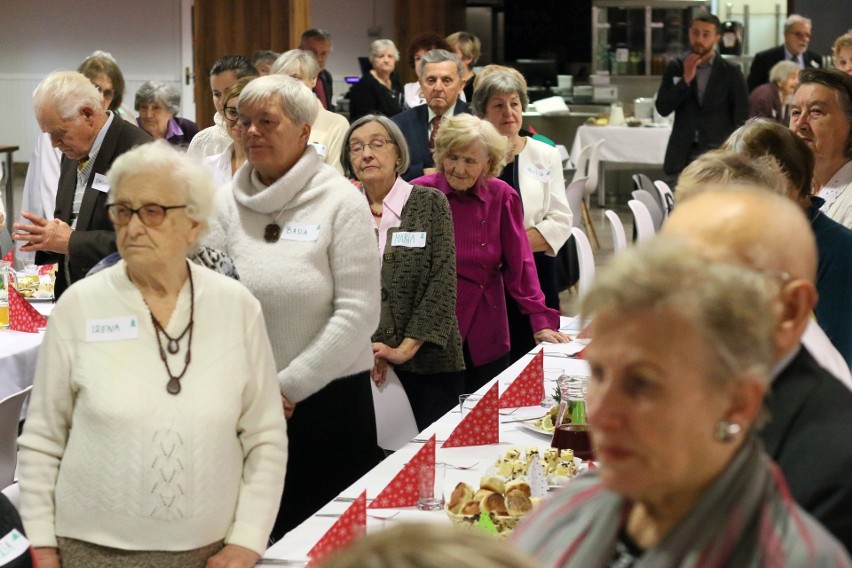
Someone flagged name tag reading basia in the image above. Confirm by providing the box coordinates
[391,231,426,248]
[86,316,139,342]
[280,222,321,242]
[525,165,551,183]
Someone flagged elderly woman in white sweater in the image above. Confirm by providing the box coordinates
[18,140,288,568]
[204,75,382,540]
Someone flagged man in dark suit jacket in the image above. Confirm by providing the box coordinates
[393,50,470,181]
[13,71,151,298]
[655,12,748,179]
[301,28,334,110]
[663,188,852,554]
[747,14,822,92]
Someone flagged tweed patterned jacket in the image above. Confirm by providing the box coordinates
[373,185,465,374]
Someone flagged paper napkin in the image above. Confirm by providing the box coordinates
[8,287,47,332]
[38,264,55,276]
[368,435,436,509]
[307,490,366,565]
[442,383,499,448]
[499,350,544,408]
[1,249,12,263]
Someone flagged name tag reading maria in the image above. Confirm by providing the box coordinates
[91,173,110,193]
[525,165,551,183]
[280,223,321,242]
[391,231,426,248]
[86,316,139,342]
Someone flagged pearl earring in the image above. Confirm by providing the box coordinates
[713,421,742,443]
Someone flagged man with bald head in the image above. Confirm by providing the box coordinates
[662,187,852,552]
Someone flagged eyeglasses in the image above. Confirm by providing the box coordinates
[107,203,188,227]
[94,84,115,100]
[349,139,395,155]
[223,105,239,123]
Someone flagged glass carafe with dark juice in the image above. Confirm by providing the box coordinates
[551,376,594,460]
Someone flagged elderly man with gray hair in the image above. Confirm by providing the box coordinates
[13,71,150,299]
[134,80,198,149]
[393,49,470,181]
[747,14,822,92]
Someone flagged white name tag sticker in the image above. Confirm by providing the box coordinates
[525,165,551,183]
[391,231,426,248]
[310,142,328,157]
[673,77,681,85]
[0,529,30,564]
[280,223,321,242]
[91,173,110,193]
[86,316,139,342]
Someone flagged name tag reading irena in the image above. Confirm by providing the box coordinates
[525,165,551,183]
[391,231,427,248]
[85,316,139,342]
[280,223,321,242]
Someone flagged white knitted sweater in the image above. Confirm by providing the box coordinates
[18,261,288,554]
[206,146,380,402]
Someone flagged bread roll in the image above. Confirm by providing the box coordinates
[459,499,481,516]
[447,482,474,514]
[505,479,531,497]
[472,489,494,503]
[481,491,509,516]
[480,475,506,495]
[505,489,533,516]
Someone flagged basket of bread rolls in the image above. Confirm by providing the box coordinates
[444,476,543,536]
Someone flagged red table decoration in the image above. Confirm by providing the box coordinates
[442,382,499,448]
[8,287,47,333]
[368,435,436,509]
[307,490,366,565]
[499,350,544,408]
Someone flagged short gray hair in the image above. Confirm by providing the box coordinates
[769,60,801,85]
[369,39,400,64]
[471,70,530,117]
[419,49,462,79]
[106,140,215,243]
[675,149,789,201]
[33,71,103,120]
[134,81,181,115]
[238,74,319,127]
[341,114,411,178]
[581,238,778,384]
[784,14,812,33]
[271,49,320,81]
[433,114,509,178]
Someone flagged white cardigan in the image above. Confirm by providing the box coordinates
[205,146,380,403]
[18,261,288,554]
[310,100,349,174]
[515,137,574,255]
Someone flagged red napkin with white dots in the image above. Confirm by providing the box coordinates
[307,490,366,565]
[368,435,436,509]
[1,249,12,263]
[38,264,55,276]
[499,350,544,408]
[442,383,499,448]
[8,287,47,333]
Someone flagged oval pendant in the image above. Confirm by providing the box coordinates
[167,377,182,395]
[264,223,281,243]
[167,338,180,354]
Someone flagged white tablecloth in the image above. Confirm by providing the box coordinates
[0,302,50,413]
[570,124,672,206]
[263,316,589,563]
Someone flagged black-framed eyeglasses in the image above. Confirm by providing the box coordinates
[223,105,239,123]
[349,138,395,155]
[107,203,188,227]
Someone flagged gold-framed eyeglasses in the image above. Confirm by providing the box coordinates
[349,138,394,155]
[107,203,188,227]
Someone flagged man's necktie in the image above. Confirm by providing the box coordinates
[77,155,90,171]
[428,116,441,150]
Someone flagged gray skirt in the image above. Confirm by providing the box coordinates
[57,537,224,568]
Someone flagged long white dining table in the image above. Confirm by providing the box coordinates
[0,302,52,417]
[262,316,590,564]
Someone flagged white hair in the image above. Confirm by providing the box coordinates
[107,140,214,241]
[238,74,318,126]
[271,49,320,81]
[33,71,103,119]
[784,14,812,33]
[369,39,400,64]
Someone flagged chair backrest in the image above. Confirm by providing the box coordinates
[571,144,591,184]
[604,210,627,253]
[654,179,675,217]
[565,177,587,230]
[584,139,605,196]
[631,189,664,232]
[628,199,656,243]
[570,227,596,296]
[556,144,570,166]
[0,386,33,488]
[633,173,663,211]
[0,228,13,259]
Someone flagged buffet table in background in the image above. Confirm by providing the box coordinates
[0,302,52,417]
[570,124,671,206]
[263,316,588,564]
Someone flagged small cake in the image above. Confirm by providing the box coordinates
[526,447,540,464]
[505,447,521,461]
[496,458,514,477]
[544,448,559,466]
[512,460,527,478]
[560,449,575,462]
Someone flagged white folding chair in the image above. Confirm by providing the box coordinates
[654,179,675,217]
[633,173,664,212]
[605,210,628,253]
[628,199,656,243]
[580,140,604,248]
[631,189,664,232]
[565,177,588,230]
[571,144,591,185]
[570,227,596,297]
[0,386,32,488]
